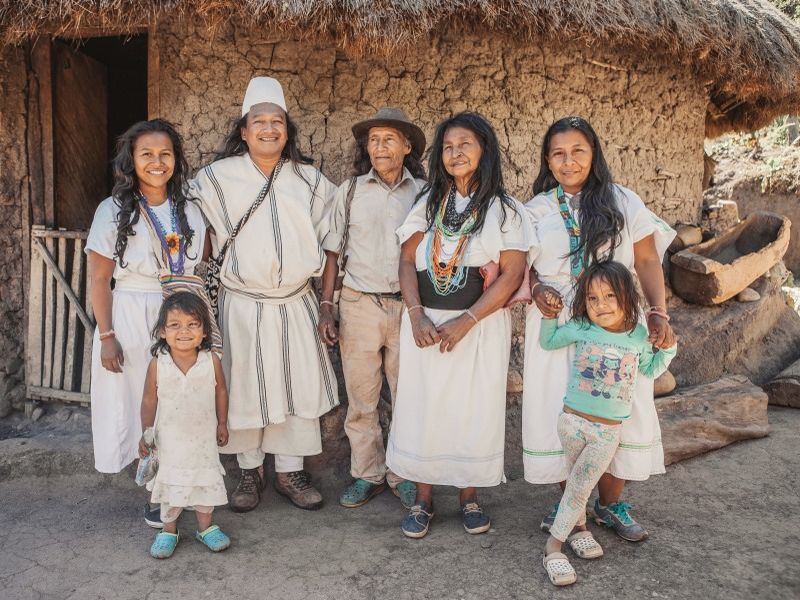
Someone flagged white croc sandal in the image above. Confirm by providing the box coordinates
[567,530,604,559]
[543,552,577,586]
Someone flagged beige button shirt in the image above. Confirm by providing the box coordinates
[323,167,425,293]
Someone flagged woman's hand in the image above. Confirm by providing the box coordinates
[317,306,338,346]
[437,314,475,353]
[532,283,563,318]
[216,422,229,447]
[100,337,125,373]
[646,313,676,348]
[410,311,441,348]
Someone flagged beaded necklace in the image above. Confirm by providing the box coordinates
[555,185,583,280]
[426,186,479,296]
[139,194,186,275]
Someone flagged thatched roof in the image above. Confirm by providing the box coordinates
[2,1,800,136]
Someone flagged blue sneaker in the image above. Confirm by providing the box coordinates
[540,502,559,532]
[592,499,649,542]
[150,530,179,558]
[461,502,491,534]
[195,525,231,552]
[339,479,386,508]
[401,501,434,539]
[391,480,417,509]
[144,503,162,529]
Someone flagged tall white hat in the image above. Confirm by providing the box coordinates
[241,77,287,116]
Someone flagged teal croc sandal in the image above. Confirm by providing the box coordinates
[150,531,179,559]
[196,525,231,552]
[391,480,417,509]
[339,479,386,508]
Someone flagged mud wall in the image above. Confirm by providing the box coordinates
[0,45,29,416]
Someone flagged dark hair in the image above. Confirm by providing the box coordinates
[421,112,517,234]
[532,116,624,266]
[214,110,315,187]
[150,292,214,356]
[111,119,196,268]
[572,261,642,334]
[351,134,426,180]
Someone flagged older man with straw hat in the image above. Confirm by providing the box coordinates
[192,76,338,513]
[318,107,426,509]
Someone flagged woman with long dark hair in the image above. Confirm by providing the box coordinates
[385,112,530,538]
[86,119,207,526]
[190,77,339,514]
[522,117,677,544]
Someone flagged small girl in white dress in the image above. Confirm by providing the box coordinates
[138,292,230,558]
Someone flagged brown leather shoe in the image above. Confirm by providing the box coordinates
[229,467,266,513]
[274,470,323,510]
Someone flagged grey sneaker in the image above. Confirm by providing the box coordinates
[591,499,649,542]
[540,502,559,532]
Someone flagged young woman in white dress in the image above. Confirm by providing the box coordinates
[86,119,207,528]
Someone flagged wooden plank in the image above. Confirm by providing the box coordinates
[32,229,88,239]
[27,41,47,226]
[26,233,45,387]
[30,39,55,228]
[33,238,94,331]
[81,251,94,395]
[63,238,83,391]
[147,25,160,118]
[42,238,56,387]
[52,237,68,389]
[27,385,90,404]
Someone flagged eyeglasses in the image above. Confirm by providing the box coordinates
[164,322,203,332]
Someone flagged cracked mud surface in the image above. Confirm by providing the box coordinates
[1,407,797,600]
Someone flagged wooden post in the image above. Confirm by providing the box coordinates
[29,38,55,228]
[26,227,45,388]
[148,24,160,118]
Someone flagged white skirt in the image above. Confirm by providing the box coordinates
[386,307,511,488]
[219,287,339,431]
[90,289,163,473]
[522,304,666,484]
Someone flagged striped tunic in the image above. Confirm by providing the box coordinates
[191,155,339,431]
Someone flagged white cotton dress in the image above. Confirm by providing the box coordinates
[191,156,339,457]
[385,193,532,488]
[147,351,228,508]
[521,184,676,484]
[86,197,206,473]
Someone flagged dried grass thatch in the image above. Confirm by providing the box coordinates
[2,0,800,136]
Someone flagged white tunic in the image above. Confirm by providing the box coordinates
[522,184,676,483]
[147,351,228,508]
[190,156,339,433]
[86,197,207,473]
[385,194,532,487]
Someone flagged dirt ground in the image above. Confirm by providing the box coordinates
[0,407,798,600]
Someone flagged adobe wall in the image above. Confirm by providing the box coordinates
[0,45,29,416]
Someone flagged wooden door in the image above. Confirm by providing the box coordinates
[53,41,108,231]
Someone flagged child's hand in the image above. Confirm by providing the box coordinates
[138,437,152,459]
[217,423,229,447]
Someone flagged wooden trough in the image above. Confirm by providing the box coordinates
[670,211,790,306]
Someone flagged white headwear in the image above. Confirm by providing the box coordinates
[241,77,287,116]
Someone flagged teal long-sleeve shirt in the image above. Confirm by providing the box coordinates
[539,319,677,421]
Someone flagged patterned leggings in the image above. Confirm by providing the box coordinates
[550,411,622,542]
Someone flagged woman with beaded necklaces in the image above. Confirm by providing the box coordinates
[386,112,530,539]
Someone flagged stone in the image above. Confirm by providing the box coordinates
[655,375,769,465]
[764,358,800,408]
[736,287,761,302]
[55,407,72,422]
[6,383,26,410]
[675,224,703,248]
[506,369,523,394]
[653,370,676,397]
[0,393,11,418]
[701,199,739,238]
[669,265,800,387]
[4,357,23,376]
[30,406,44,422]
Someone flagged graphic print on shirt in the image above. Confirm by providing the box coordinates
[575,343,637,403]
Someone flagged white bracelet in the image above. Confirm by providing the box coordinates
[320,300,335,308]
[465,309,479,324]
[407,304,423,313]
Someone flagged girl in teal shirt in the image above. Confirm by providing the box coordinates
[539,261,676,586]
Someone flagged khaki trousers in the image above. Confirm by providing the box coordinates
[339,287,404,487]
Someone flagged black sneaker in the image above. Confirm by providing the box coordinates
[144,503,163,529]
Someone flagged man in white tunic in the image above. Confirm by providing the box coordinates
[191,77,338,511]
[317,108,426,509]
